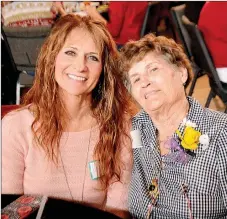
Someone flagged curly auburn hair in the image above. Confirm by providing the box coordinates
[120,33,193,88]
[22,14,136,190]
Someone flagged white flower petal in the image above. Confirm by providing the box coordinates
[199,134,209,150]
[199,134,209,145]
[185,121,197,128]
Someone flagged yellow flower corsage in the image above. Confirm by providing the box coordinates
[176,125,201,150]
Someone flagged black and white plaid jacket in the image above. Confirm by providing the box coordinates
[129,97,227,218]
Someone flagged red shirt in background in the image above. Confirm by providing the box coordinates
[198,2,227,68]
[107,1,148,45]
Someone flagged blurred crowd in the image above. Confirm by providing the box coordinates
[1,1,227,104]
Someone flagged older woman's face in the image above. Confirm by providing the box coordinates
[128,51,187,112]
[55,28,102,96]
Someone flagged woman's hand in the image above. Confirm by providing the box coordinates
[51,1,66,16]
[84,5,107,25]
[84,5,99,17]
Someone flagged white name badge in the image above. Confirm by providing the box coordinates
[130,129,143,149]
[88,161,99,180]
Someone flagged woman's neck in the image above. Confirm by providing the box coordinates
[61,92,95,131]
[149,97,189,136]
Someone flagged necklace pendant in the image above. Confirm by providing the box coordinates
[147,178,159,218]
[88,160,99,180]
[149,178,159,202]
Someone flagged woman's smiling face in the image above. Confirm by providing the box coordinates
[128,51,188,112]
[55,28,103,97]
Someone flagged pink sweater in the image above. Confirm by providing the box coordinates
[2,109,132,214]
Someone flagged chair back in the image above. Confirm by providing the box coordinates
[2,26,51,73]
[170,4,192,59]
[140,3,152,38]
[170,5,204,96]
[183,18,227,102]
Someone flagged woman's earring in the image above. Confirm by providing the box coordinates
[183,82,186,86]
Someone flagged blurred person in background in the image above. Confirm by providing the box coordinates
[1,1,55,27]
[198,2,227,84]
[84,1,148,49]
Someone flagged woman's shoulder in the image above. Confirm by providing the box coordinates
[203,108,227,127]
[130,109,150,129]
[189,96,227,130]
[2,106,34,131]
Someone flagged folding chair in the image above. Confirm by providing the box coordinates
[2,26,51,104]
[183,18,227,113]
[140,2,163,37]
[1,32,18,104]
[171,4,204,96]
[140,3,153,38]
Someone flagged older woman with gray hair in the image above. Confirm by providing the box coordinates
[120,34,227,218]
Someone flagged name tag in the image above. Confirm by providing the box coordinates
[88,161,99,180]
[130,129,143,149]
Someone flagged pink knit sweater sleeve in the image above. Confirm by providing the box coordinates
[2,111,28,194]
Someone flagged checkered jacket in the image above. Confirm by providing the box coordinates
[129,97,227,218]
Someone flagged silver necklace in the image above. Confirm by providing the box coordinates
[60,122,93,201]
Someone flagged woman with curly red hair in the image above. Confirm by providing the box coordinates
[2,14,136,218]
